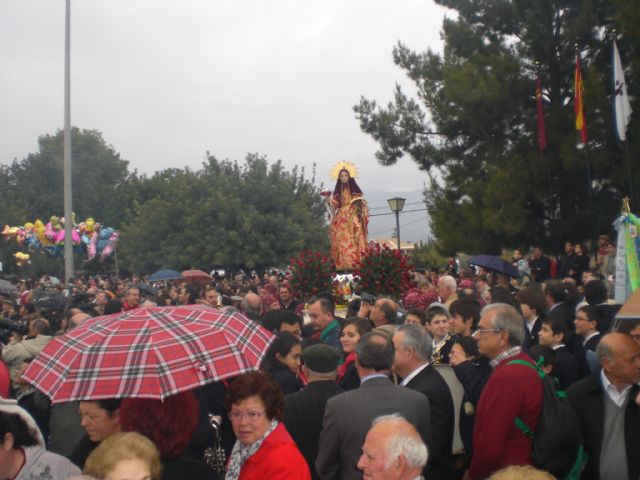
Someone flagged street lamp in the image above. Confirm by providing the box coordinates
[387,197,406,251]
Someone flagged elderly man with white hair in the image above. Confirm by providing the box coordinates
[357,414,428,480]
[437,275,458,309]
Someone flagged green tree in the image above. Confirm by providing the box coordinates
[119,154,328,273]
[355,0,638,255]
[3,128,133,228]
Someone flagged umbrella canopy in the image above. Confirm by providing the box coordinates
[467,254,519,278]
[149,269,183,282]
[182,269,213,285]
[134,283,158,297]
[23,306,274,403]
[0,279,18,295]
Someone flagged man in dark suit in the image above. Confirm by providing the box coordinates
[316,332,432,480]
[538,316,581,390]
[575,305,602,352]
[567,333,640,480]
[284,344,344,480]
[393,324,454,480]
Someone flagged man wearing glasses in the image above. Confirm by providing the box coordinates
[463,303,543,480]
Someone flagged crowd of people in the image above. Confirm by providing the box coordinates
[0,244,639,480]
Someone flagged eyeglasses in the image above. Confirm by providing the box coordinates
[471,328,502,337]
[228,410,266,422]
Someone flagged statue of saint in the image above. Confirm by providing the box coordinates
[327,162,369,271]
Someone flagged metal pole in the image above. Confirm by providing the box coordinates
[395,210,401,251]
[585,144,598,263]
[63,0,74,281]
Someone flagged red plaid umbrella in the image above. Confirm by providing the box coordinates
[22,306,274,403]
[181,269,213,285]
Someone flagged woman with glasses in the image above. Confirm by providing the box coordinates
[224,371,310,480]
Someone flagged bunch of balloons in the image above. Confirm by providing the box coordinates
[1,216,119,264]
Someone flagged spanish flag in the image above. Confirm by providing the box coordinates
[574,55,588,144]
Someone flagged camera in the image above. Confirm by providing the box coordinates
[361,292,375,305]
[0,318,29,336]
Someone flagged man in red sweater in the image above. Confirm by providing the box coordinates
[464,303,543,480]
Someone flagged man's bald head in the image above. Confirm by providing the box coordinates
[241,292,262,317]
[69,312,91,331]
[597,332,640,387]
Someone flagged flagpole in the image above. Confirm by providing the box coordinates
[624,140,635,207]
[575,44,598,260]
[584,143,598,261]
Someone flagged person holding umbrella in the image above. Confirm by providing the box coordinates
[70,399,122,469]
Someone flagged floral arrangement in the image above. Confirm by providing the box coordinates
[353,243,413,298]
[287,250,335,300]
[403,287,439,310]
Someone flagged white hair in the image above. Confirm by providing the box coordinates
[371,414,429,470]
[438,275,457,292]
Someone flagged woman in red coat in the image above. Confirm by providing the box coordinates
[224,371,310,480]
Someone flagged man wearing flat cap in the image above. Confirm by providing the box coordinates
[284,344,343,480]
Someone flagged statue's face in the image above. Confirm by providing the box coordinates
[339,170,350,184]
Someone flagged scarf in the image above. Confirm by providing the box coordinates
[225,419,278,480]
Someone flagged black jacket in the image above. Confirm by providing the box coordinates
[567,374,640,480]
[404,364,455,480]
[452,356,492,457]
[552,345,581,391]
[284,380,344,480]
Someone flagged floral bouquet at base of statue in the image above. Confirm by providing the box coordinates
[287,250,336,301]
[403,287,438,310]
[353,243,413,298]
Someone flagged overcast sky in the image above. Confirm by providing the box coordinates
[1,1,449,241]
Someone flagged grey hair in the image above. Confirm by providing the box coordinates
[395,324,433,361]
[304,367,338,380]
[482,303,526,347]
[371,414,428,469]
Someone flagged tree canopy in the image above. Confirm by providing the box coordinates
[1,131,328,276]
[355,0,640,254]
[119,154,328,273]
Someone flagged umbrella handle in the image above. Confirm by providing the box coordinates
[204,414,226,476]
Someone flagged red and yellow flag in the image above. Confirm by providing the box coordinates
[574,55,588,144]
[536,77,547,152]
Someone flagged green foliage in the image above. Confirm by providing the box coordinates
[412,240,448,270]
[118,154,328,273]
[355,0,640,254]
[286,250,335,301]
[2,128,132,228]
[354,243,413,298]
[1,131,328,275]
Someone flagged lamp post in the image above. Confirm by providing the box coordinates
[63,0,74,281]
[387,197,406,251]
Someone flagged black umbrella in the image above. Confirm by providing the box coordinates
[134,283,158,297]
[0,279,18,295]
[467,254,519,278]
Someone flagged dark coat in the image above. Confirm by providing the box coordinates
[284,380,344,480]
[583,333,602,352]
[404,364,455,480]
[552,345,581,391]
[337,362,360,391]
[453,356,492,457]
[567,374,640,480]
[316,376,432,480]
[162,456,218,480]
[595,303,620,334]
[524,315,544,350]
[269,364,303,395]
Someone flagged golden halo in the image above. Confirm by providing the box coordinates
[331,161,359,180]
